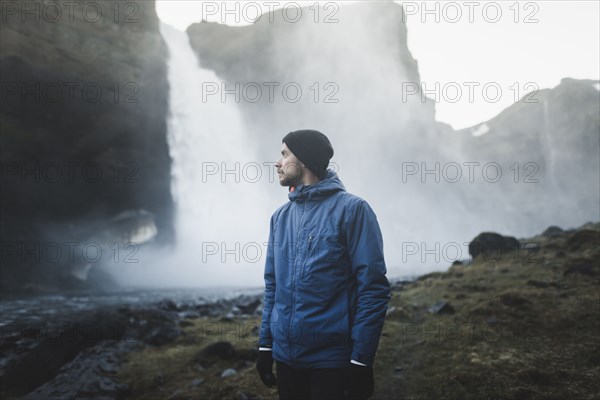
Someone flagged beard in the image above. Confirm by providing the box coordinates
[279,169,303,187]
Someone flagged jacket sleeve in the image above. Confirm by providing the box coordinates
[346,200,391,366]
[258,213,276,348]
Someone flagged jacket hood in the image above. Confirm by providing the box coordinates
[288,168,346,203]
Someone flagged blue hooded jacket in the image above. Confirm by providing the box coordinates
[259,168,391,368]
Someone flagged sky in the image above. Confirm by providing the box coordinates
[156,1,600,130]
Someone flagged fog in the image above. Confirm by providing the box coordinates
[106,2,599,288]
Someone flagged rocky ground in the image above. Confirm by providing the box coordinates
[1,222,598,399]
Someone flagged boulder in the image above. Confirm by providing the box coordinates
[468,232,520,260]
[199,341,236,360]
[427,300,455,315]
[221,368,237,378]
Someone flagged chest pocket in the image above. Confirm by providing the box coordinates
[300,233,347,279]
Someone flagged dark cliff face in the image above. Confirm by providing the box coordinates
[0,0,173,292]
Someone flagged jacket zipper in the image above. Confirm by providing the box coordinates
[289,202,307,362]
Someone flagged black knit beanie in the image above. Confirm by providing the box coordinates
[282,129,334,180]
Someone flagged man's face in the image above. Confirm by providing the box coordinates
[276,143,304,186]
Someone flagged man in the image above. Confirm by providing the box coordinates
[256,129,391,400]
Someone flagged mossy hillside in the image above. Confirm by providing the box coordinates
[118,223,599,399]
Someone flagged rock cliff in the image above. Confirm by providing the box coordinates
[1,0,174,291]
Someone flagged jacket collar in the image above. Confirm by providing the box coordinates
[287,169,346,203]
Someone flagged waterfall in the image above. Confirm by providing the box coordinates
[109,23,276,288]
[539,96,570,218]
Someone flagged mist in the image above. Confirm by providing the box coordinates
[104,2,599,288]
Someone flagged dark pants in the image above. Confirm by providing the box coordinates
[276,360,357,400]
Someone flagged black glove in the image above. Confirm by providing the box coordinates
[256,349,277,388]
[346,363,374,399]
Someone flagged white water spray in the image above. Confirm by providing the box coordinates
[110,23,277,288]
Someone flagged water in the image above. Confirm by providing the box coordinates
[0,286,263,328]
[104,23,278,288]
